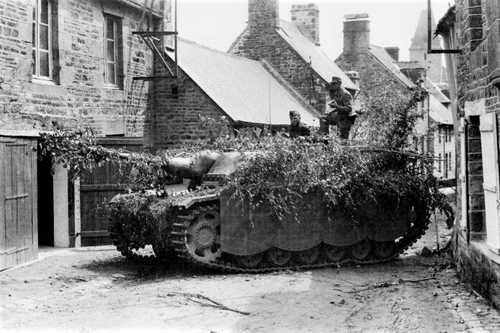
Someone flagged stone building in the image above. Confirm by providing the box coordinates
[336,13,454,180]
[145,0,357,149]
[0,0,166,136]
[228,0,357,115]
[0,0,167,267]
[147,37,320,149]
[404,9,455,180]
[436,0,500,307]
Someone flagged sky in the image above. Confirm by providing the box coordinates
[177,0,452,62]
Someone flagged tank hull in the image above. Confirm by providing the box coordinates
[166,192,430,273]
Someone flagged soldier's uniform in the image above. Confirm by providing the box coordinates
[324,78,356,139]
[289,122,311,138]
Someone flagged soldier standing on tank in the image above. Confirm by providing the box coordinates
[321,76,356,140]
[288,110,310,138]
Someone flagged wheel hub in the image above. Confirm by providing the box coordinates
[186,209,221,263]
[193,225,216,249]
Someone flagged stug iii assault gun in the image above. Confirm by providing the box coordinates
[108,147,435,273]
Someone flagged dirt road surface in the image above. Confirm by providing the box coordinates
[2,218,500,333]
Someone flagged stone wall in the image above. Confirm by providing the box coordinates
[231,29,327,114]
[144,58,228,150]
[230,0,329,114]
[454,231,500,308]
[448,0,500,307]
[336,52,412,107]
[0,0,157,137]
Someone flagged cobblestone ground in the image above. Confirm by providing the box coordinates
[1,216,500,333]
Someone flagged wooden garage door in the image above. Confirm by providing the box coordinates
[0,137,37,270]
[79,138,142,246]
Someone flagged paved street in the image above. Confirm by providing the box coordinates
[1,218,500,333]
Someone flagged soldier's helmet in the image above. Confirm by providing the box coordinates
[331,76,342,83]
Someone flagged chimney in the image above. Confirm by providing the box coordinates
[384,47,399,61]
[343,13,370,56]
[291,3,320,46]
[249,0,279,32]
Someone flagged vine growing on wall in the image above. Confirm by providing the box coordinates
[38,129,178,190]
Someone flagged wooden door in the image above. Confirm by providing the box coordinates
[79,162,129,246]
[0,137,38,270]
[79,138,141,246]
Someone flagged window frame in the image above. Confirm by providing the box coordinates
[103,14,122,88]
[32,0,53,81]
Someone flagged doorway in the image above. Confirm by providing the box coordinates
[37,153,54,246]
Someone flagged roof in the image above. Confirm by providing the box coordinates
[429,94,452,125]
[396,61,424,70]
[369,45,416,88]
[0,130,41,138]
[368,45,451,124]
[276,20,358,91]
[167,38,320,127]
[426,78,450,104]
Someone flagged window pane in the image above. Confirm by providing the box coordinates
[39,51,49,77]
[40,25,49,50]
[106,63,115,84]
[41,0,49,24]
[106,18,114,39]
[107,41,115,61]
[32,22,36,47]
[32,50,36,75]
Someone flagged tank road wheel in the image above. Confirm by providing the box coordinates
[323,245,346,262]
[266,248,292,267]
[185,208,221,263]
[351,240,371,261]
[235,253,264,269]
[374,241,395,259]
[295,247,320,265]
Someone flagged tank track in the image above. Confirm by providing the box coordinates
[169,201,431,273]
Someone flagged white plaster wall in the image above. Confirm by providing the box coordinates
[53,164,69,247]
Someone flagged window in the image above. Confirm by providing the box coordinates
[444,153,448,174]
[438,127,442,144]
[32,0,53,79]
[448,152,452,172]
[438,153,442,173]
[104,14,122,88]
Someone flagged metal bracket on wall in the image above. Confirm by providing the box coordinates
[132,31,178,79]
[427,0,462,54]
